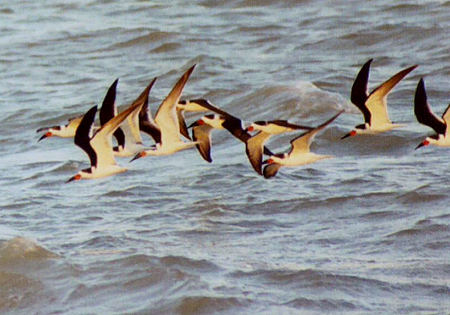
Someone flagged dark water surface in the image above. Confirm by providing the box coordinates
[0,1,449,314]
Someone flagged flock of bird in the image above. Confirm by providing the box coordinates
[36,60,449,182]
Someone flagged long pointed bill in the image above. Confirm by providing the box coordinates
[130,152,145,163]
[415,140,429,150]
[66,174,81,183]
[38,132,52,142]
[341,130,356,140]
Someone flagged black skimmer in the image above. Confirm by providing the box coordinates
[341,59,417,139]
[131,65,197,161]
[414,78,450,149]
[37,115,83,141]
[244,120,313,175]
[37,78,121,142]
[98,78,157,156]
[262,111,343,179]
[189,106,274,172]
[176,99,218,140]
[188,113,226,163]
[67,98,145,182]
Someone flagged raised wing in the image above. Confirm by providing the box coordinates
[366,64,417,126]
[138,81,161,143]
[121,78,157,146]
[351,59,372,123]
[99,78,125,148]
[290,111,343,155]
[414,78,446,135]
[74,106,98,168]
[91,98,144,168]
[154,65,196,145]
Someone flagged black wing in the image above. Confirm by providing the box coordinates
[414,78,446,135]
[263,163,282,179]
[245,131,272,175]
[269,120,314,130]
[74,106,98,168]
[177,109,191,140]
[350,59,372,124]
[138,78,162,143]
[99,79,125,148]
[191,124,213,163]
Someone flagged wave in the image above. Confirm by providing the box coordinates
[0,237,58,265]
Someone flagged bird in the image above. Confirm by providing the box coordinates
[414,78,450,149]
[102,78,157,157]
[176,98,218,140]
[37,115,84,141]
[131,65,197,161]
[37,78,122,142]
[66,98,145,182]
[188,113,226,163]
[262,111,343,179]
[188,102,275,170]
[341,59,417,139]
[244,120,314,175]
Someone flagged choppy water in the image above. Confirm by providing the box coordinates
[0,1,449,314]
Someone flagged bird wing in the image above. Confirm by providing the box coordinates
[91,99,144,168]
[99,78,125,148]
[442,105,450,135]
[245,131,272,175]
[366,64,417,126]
[351,59,372,124]
[154,65,196,145]
[192,123,214,163]
[139,119,161,143]
[414,78,446,135]
[263,163,282,179]
[121,78,157,146]
[290,111,343,155]
[138,79,161,143]
[268,120,314,131]
[74,106,98,168]
[177,108,191,140]
[178,98,215,112]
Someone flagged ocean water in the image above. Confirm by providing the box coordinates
[0,0,449,314]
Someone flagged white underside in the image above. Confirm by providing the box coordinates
[272,152,333,167]
[144,141,198,156]
[51,126,77,138]
[357,123,405,134]
[79,165,128,180]
[114,143,146,157]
